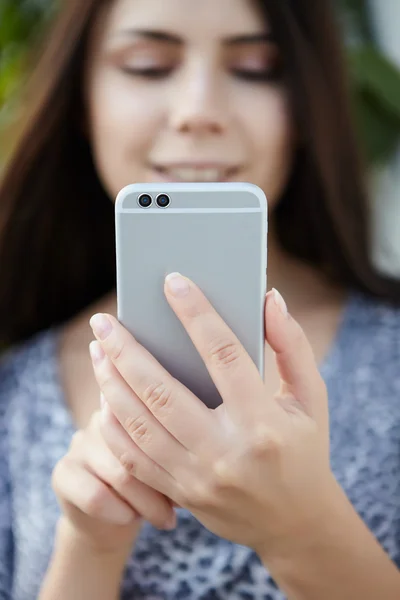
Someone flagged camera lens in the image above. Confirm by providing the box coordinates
[137,194,152,208]
[156,194,170,208]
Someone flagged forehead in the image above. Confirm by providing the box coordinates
[101,0,268,39]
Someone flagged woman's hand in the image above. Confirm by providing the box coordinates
[89,274,339,560]
[51,406,177,557]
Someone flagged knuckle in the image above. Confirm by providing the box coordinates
[114,464,134,489]
[69,430,84,450]
[84,482,109,518]
[124,414,152,445]
[250,425,285,458]
[211,459,239,490]
[51,459,65,493]
[68,432,89,461]
[69,429,83,452]
[143,381,174,415]
[108,336,125,362]
[208,337,241,369]
[97,365,115,392]
[118,451,139,478]
[51,456,74,494]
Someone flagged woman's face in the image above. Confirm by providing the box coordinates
[85,0,295,210]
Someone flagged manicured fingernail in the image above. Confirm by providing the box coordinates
[272,288,288,317]
[89,341,105,364]
[90,313,113,340]
[165,272,190,297]
[100,393,106,408]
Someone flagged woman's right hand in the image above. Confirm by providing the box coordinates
[51,402,177,557]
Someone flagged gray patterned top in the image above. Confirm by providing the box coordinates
[0,289,400,600]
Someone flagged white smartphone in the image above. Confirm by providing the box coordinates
[115,182,268,409]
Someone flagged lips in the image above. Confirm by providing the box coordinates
[151,164,240,182]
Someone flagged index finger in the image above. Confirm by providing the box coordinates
[164,273,268,423]
[90,312,219,454]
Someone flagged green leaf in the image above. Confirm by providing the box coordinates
[351,87,400,165]
[1,1,400,166]
[0,50,25,107]
[0,2,43,47]
[340,0,374,41]
[348,46,400,121]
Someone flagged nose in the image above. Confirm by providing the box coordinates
[169,63,228,136]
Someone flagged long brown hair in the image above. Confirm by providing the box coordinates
[0,0,399,347]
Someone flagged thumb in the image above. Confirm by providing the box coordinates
[265,289,328,423]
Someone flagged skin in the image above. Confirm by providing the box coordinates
[90,281,335,554]
[85,280,400,600]
[45,0,385,598]
[84,0,295,204]
[60,0,346,428]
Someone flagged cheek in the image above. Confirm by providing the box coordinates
[87,71,163,199]
[245,90,294,207]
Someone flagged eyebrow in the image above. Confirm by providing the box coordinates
[113,30,275,45]
[225,33,275,45]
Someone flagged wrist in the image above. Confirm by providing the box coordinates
[55,517,132,566]
[257,476,345,566]
[40,518,131,600]
[257,480,400,600]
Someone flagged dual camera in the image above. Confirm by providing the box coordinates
[137,193,170,209]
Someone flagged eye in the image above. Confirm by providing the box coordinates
[228,44,283,83]
[120,66,174,79]
[116,45,178,79]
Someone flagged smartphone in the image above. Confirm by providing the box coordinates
[115,182,267,409]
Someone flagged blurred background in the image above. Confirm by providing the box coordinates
[1,0,400,275]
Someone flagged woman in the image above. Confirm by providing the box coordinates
[0,0,400,598]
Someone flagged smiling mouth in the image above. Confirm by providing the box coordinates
[151,164,240,182]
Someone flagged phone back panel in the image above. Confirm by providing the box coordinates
[115,183,267,408]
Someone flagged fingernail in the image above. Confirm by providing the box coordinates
[272,288,288,317]
[163,511,177,531]
[100,393,106,408]
[89,340,105,364]
[90,313,113,340]
[165,272,190,297]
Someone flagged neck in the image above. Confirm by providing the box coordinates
[265,225,345,317]
[63,224,346,360]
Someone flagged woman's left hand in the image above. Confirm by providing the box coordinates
[89,274,341,560]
